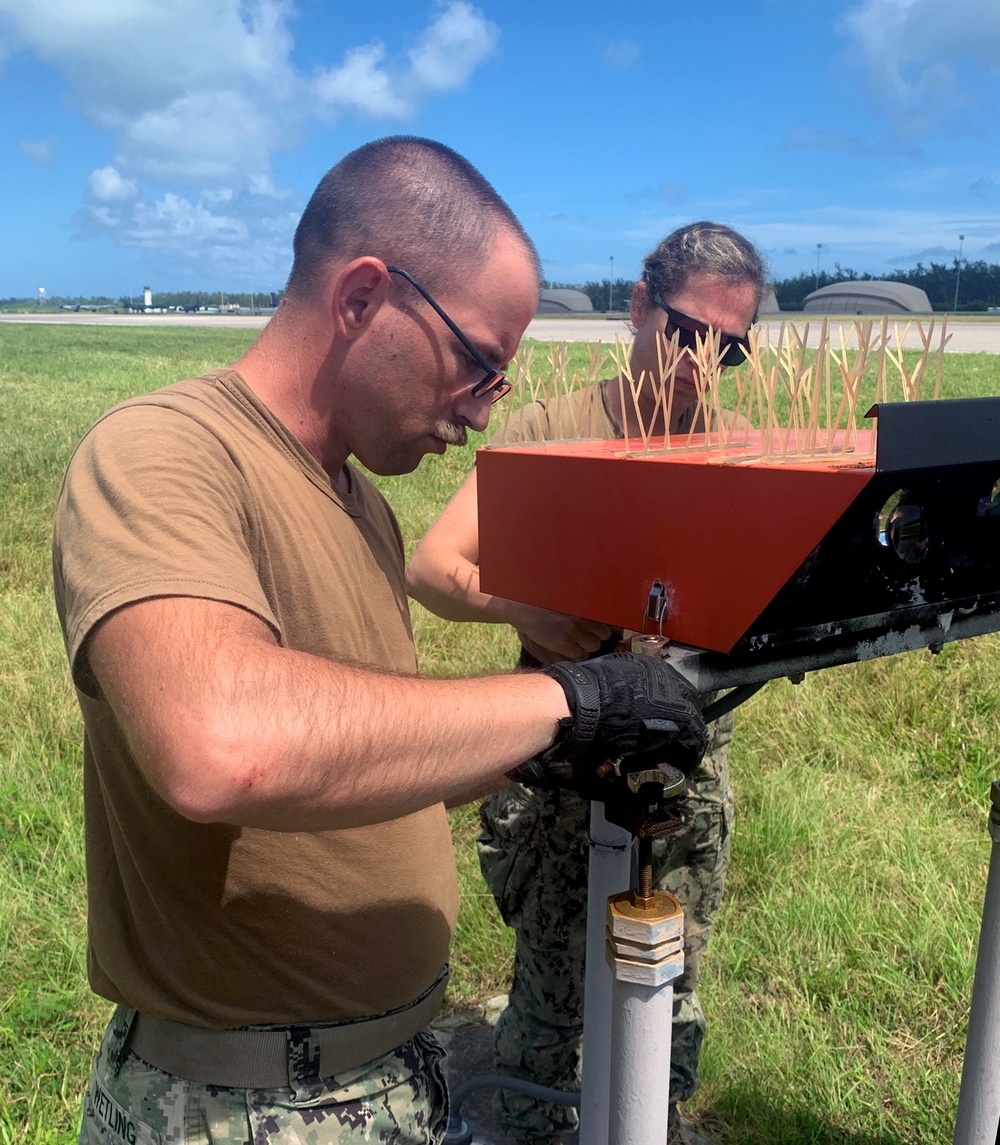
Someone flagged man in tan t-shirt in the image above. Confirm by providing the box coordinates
[54,137,711,1145]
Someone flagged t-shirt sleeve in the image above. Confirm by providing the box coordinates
[488,401,548,447]
[53,404,279,682]
[488,388,612,447]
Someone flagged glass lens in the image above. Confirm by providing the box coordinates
[719,339,749,367]
[471,373,509,402]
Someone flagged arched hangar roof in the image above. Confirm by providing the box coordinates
[536,288,594,315]
[803,281,932,315]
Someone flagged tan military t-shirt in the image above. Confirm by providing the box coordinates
[493,378,717,447]
[53,369,458,1028]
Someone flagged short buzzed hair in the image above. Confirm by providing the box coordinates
[287,136,539,300]
[642,221,768,313]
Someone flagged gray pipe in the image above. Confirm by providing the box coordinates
[953,780,1000,1145]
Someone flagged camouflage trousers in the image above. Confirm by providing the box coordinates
[478,712,734,1141]
[79,1006,449,1144]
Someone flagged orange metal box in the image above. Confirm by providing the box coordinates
[476,431,875,654]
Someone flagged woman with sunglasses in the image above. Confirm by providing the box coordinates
[407,221,766,1145]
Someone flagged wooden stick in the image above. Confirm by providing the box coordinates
[651,330,679,451]
[585,342,606,438]
[935,316,949,400]
[614,336,632,457]
[824,319,833,454]
[661,329,682,449]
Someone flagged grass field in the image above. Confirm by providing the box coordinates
[1,322,999,1143]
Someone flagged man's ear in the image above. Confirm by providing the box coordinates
[331,258,391,341]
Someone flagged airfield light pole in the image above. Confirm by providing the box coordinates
[953,234,965,312]
[609,255,614,312]
[815,243,823,292]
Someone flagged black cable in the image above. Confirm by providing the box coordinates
[702,681,767,723]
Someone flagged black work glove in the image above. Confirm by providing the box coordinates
[510,652,708,793]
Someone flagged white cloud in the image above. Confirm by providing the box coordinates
[0,0,498,276]
[602,39,640,69]
[659,183,689,206]
[117,89,282,185]
[781,126,920,160]
[312,3,499,115]
[74,185,297,285]
[839,0,1000,135]
[408,1,499,92]
[88,165,138,201]
[125,192,249,250]
[312,42,412,118]
[728,207,993,272]
[18,137,56,165]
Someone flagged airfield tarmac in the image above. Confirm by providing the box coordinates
[4,309,1000,353]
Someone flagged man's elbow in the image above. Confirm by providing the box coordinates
[404,552,430,604]
[141,717,268,825]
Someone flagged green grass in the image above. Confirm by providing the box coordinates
[1,322,999,1142]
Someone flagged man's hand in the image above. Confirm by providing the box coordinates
[510,652,707,794]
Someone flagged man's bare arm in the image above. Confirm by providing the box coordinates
[406,470,613,662]
[86,595,568,832]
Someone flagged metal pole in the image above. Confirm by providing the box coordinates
[609,256,614,312]
[579,802,632,1145]
[606,889,684,1145]
[953,780,1000,1145]
[815,243,822,292]
[954,235,966,312]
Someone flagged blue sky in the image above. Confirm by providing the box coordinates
[2,0,999,299]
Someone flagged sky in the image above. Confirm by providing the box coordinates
[2,0,999,300]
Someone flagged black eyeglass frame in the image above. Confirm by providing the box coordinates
[386,265,511,403]
[651,293,754,369]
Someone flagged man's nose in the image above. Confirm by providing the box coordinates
[455,391,493,434]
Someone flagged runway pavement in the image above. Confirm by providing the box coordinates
[4,309,1000,353]
[528,315,1000,353]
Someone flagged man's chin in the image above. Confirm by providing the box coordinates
[354,448,423,477]
[356,431,462,476]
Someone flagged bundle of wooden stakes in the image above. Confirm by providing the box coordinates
[498,317,951,463]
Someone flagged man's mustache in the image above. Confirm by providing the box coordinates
[433,420,468,447]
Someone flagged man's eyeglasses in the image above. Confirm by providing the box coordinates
[652,294,752,369]
[386,266,511,403]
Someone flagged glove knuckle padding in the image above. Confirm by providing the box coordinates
[516,652,709,794]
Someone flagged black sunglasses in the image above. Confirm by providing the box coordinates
[652,295,752,369]
[386,266,511,403]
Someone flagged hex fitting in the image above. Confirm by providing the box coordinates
[605,890,684,987]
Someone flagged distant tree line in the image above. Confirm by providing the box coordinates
[117,290,285,311]
[772,260,1000,312]
[0,294,120,310]
[547,260,1000,314]
[0,289,284,312]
